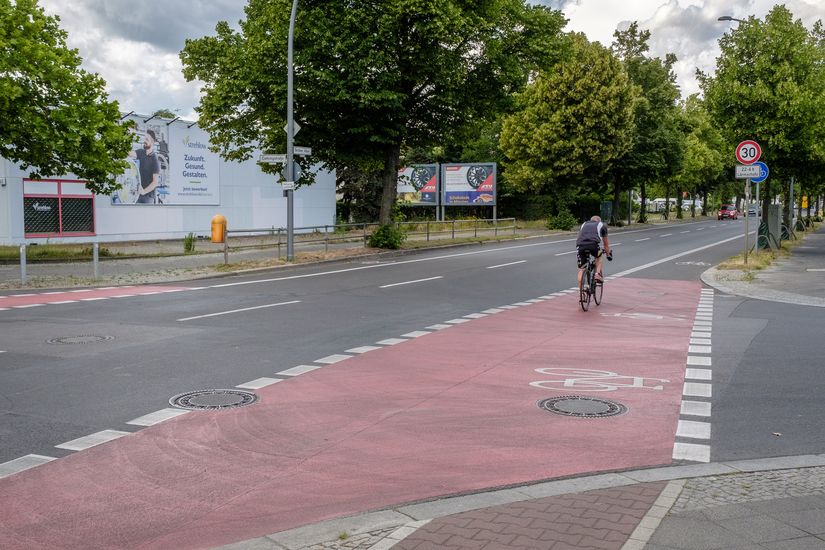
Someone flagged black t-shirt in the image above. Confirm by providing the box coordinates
[135,148,160,190]
[576,220,607,247]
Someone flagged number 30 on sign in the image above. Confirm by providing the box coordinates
[735,140,761,165]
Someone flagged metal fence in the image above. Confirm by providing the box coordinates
[220,218,517,263]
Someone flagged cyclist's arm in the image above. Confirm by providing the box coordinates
[602,235,611,255]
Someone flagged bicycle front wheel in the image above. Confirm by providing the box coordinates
[593,280,603,305]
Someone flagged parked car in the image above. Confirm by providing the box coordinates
[747,205,758,217]
[718,205,738,220]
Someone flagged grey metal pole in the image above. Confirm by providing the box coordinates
[754,181,760,255]
[744,179,750,265]
[789,176,794,230]
[19,244,26,286]
[93,242,99,279]
[286,0,298,261]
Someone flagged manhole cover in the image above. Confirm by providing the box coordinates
[538,396,627,418]
[47,335,114,345]
[170,389,258,410]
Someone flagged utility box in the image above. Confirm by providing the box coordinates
[766,204,782,248]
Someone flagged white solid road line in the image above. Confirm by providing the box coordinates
[613,232,752,279]
[177,300,301,322]
[486,260,527,269]
[380,276,443,289]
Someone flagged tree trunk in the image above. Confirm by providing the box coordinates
[762,179,771,219]
[639,182,647,223]
[676,188,683,219]
[702,189,708,216]
[611,181,620,225]
[691,191,697,218]
[378,144,401,225]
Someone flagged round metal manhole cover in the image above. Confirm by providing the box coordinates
[170,389,258,410]
[538,396,627,418]
[47,335,115,345]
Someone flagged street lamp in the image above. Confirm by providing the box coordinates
[717,15,746,23]
[285,0,298,261]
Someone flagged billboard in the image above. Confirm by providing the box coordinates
[441,163,496,205]
[112,116,220,205]
[397,164,438,205]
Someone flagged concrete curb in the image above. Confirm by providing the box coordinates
[701,267,825,308]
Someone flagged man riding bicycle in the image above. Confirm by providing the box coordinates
[576,215,612,289]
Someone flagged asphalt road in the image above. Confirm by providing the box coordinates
[2,217,816,470]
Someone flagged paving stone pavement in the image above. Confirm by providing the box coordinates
[392,482,667,550]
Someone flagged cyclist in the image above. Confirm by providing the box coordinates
[576,215,612,289]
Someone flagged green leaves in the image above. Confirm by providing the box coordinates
[500,34,635,196]
[0,0,133,194]
[701,5,825,183]
[181,0,568,223]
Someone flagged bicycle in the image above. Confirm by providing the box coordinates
[579,250,611,311]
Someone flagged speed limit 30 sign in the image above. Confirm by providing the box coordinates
[735,140,762,165]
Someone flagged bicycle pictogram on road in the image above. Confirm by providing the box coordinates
[529,368,670,392]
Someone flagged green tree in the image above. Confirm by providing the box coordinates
[181,0,568,225]
[674,95,725,217]
[0,0,133,194]
[700,6,825,225]
[611,22,686,223]
[499,33,635,213]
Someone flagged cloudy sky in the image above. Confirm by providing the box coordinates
[40,0,823,121]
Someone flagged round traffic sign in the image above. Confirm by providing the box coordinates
[735,140,761,165]
[751,161,769,183]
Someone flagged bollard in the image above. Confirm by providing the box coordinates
[19,244,27,286]
[93,242,99,279]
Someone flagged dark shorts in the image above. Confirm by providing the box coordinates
[576,244,601,268]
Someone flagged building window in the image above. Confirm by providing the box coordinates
[23,179,95,237]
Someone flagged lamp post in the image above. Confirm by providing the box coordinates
[717,15,746,23]
[285,0,298,261]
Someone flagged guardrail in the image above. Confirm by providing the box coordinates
[220,218,517,264]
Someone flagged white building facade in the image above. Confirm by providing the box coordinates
[0,114,336,245]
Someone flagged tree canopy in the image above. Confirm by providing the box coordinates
[700,6,825,194]
[181,0,568,224]
[499,33,635,208]
[0,0,133,194]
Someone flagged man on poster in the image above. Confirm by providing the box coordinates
[129,129,161,204]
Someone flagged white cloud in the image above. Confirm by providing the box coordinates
[38,0,825,118]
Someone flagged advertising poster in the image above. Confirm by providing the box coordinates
[112,116,220,205]
[442,163,496,205]
[397,164,438,206]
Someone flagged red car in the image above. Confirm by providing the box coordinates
[718,205,738,220]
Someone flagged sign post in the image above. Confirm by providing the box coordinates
[735,140,761,265]
[750,162,769,255]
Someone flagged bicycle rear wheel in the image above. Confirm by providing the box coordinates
[579,266,591,311]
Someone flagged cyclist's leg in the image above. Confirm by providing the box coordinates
[595,249,604,281]
[576,247,587,287]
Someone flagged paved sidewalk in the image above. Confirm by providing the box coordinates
[224,456,825,550]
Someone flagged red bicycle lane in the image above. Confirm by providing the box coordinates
[0,277,700,549]
[0,285,192,309]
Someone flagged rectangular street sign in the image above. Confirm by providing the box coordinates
[735,164,761,179]
[294,146,312,156]
[259,154,286,164]
[281,181,295,190]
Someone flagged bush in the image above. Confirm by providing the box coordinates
[611,220,625,228]
[183,232,196,253]
[546,210,578,231]
[368,224,407,249]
